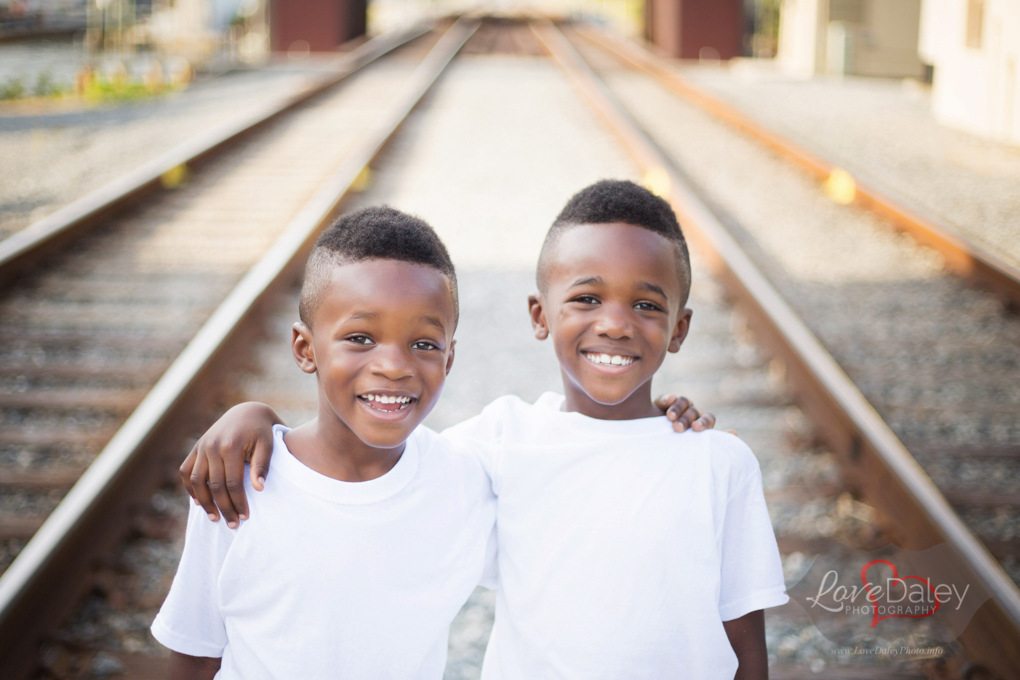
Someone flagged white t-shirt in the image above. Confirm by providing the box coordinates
[444,393,788,680]
[152,425,496,680]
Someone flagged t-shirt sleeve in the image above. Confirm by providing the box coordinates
[718,440,789,621]
[150,500,237,657]
[477,524,499,590]
[442,397,512,494]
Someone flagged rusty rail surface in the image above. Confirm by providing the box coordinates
[0,22,433,290]
[532,18,1020,679]
[0,18,478,679]
[573,24,1020,310]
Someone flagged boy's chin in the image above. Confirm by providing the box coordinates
[349,421,421,450]
[573,382,646,407]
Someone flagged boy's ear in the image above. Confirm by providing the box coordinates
[292,322,317,374]
[668,308,693,353]
[528,294,549,340]
[445,339,456,376]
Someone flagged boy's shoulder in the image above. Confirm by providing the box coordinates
[440,393,540,446]
[691,429,757,461]
[686,429,763,490]
[410,424,492,480]
[478,393,541,420]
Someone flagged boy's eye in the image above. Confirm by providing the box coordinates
[346,335,374,345]
[571,295,600,305]
[634,301,664,312]
[412,341,439,351]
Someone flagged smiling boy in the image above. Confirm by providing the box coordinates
[440,180,788,678]
[151,207,497,679]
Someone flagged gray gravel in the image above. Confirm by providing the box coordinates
[678,61,1020,270]
[0,59,319,238]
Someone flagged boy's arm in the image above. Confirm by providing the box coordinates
[723,610,768,680]
[167,652,221,680]
[180,402,285,527]
[184,397,711,524]
[151,501,234,664]
[715,437,787,679]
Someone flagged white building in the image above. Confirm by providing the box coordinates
[777,0,926,78]
[920,0,1019,144]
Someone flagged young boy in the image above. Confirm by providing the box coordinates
[443,180,787,678]
[183,181,785,678]
[151,207,499,678]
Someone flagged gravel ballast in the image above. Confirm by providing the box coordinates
[679,61,1020,270]
[0,56,326,239]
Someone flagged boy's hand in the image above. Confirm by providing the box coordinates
[653,394,716,433]
[180,402,284,528]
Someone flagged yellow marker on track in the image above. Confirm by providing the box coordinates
[823,168,856,205]
[160,164,190,189]
[643,166,671,200]
[351,166,373,192]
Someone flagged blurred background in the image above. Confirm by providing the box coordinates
[1,0,1017,242]
[1,0,1016,141]
[1,0,1019,679]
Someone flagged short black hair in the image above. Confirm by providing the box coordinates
[537,179,692,305]
[299,206,458,327]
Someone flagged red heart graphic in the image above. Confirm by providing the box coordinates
[860,559,940,628]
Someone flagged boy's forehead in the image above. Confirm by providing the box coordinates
[546,223,683,292]
[316,259,455,326]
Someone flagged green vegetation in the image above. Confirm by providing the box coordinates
[33,72,66,97]
[0,77,26,100]
[0,69,180,104]
[81,75,166,103]
[752,0,781,58]
[0,72,71,101]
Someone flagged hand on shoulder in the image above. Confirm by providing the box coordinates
[180,402,284,527]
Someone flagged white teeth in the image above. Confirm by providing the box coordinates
[584,352,635,366]
[363,395,412,405]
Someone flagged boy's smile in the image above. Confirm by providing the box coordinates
[358,392,416,414]
[288,259,456,481]
[530,222,692,421]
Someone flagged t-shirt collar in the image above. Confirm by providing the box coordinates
[532,392,675,437]
[268,424,420,505]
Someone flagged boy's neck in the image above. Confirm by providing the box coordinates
[284,414,405,483]
[560,373,663,420]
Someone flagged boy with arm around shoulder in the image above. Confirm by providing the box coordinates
[153,208,497,679]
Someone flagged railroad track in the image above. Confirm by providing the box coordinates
[532,18,1020,679]
[0,13,1017,680]
[0,18,479,677]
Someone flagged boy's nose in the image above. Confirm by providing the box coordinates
[368,345,415,380]
[593,305,634,339]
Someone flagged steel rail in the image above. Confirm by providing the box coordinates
[532,18,1020,679]
[0,18,478,678]
[0,21,434,290]
[573,24,1020,310]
